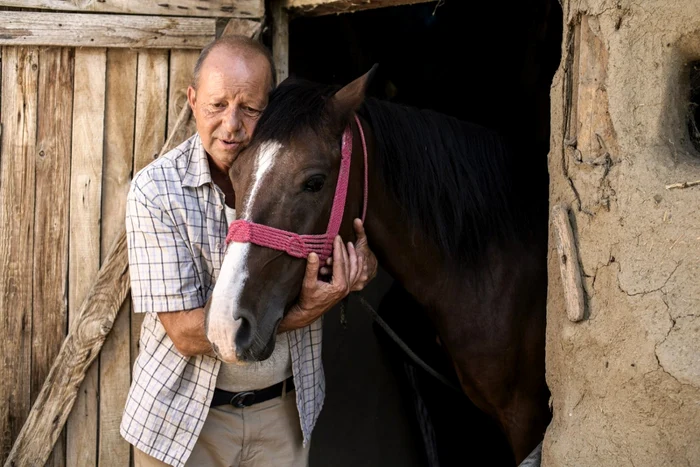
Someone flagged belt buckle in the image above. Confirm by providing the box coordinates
[230,391,256,408]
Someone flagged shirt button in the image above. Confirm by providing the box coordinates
[216,242,221,250]
[218,204,224,211]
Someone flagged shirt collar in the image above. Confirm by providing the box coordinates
[182,133,213,188]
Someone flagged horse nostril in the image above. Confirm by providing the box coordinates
[234,310,257,358]
[237,317,252,346]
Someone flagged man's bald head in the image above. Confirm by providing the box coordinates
[192,34,276,91]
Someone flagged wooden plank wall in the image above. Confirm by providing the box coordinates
[0,45,202,467]
[0,1,263,463]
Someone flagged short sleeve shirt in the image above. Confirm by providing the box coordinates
[119,134,325,467]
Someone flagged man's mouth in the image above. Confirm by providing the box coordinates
[219,139,241,150]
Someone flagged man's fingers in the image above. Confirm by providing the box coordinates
[351,253,365,291]
[353,218,367,244]
[357,254,365,282]
[304,252,320,286]
[339,236,350,281]
[319,255,333,276]
[331,236,348,290]
[347,242,358,285]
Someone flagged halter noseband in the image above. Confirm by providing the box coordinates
[225,114,368,263]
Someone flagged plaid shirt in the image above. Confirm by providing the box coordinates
[120,134,325,467]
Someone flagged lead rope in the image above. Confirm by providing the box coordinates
[341,293,463,394]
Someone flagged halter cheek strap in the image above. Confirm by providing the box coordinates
[225,114,368,263]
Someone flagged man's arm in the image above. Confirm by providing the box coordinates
[126,177,215,357]
[158,307,212,357]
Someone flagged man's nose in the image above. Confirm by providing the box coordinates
[222,107,242,133]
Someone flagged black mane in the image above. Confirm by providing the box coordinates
[253,77,543,266]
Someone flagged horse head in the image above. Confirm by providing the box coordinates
[205,66,377,363]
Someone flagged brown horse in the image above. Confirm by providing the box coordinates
[205,66,551,464]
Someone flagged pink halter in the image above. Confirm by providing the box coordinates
[225,114,368,263]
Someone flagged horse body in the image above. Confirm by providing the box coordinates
[356,114,551,463]
[206,68,551,464]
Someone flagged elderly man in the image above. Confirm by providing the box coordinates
[120,34,378,467]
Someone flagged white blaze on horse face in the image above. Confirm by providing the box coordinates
[243,140,281,219]
[207,242,248,363]
[207,141,281,363]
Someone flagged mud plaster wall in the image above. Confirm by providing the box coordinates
[544,0,700,465]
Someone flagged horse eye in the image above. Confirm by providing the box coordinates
[303,175,325,193]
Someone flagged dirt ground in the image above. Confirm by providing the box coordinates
[543,1,700,465]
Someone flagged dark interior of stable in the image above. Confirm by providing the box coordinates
[263,1,563,465]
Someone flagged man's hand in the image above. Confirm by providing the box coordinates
[320,219,378,291]
[278,235,356,332]
[278,219,378,332]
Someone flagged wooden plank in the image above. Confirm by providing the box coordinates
[65,47,106,467]
[134,50,168,172]
[167,49,199,147]
[281,0,437,16]
[3,229,131,467]
[551,204,586,322]
[271,1,289,84]
[0,12,216,49]
[130,49,169,365]
[221,18,263,40]
[0,0,263,18]
[98,48,137,467]
[0,46,38,465]
[32,46,74,467]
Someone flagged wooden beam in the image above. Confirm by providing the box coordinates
[0,12,216,49]
[3,228,130,467]
[0,0,263,18]
[271,0,289,84]
[281,0,438,16]
[551,204,586,322]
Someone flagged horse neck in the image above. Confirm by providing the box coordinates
[357,125,542,313]
[363,165,452,310]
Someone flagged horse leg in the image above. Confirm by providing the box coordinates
[441,286,550,464]
[495,383,551,463]
[450,354,551,465]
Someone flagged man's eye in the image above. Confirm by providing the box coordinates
[303,175,325,193]
[244,106,261,116]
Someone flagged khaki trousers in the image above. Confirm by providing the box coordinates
[134,390,310,467]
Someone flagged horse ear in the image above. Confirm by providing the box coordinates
[329,63,378,124]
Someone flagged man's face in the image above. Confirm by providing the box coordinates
[187,46,272,170]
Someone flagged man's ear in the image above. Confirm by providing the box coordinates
[187,85,197,113]
[327,63,378,127]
